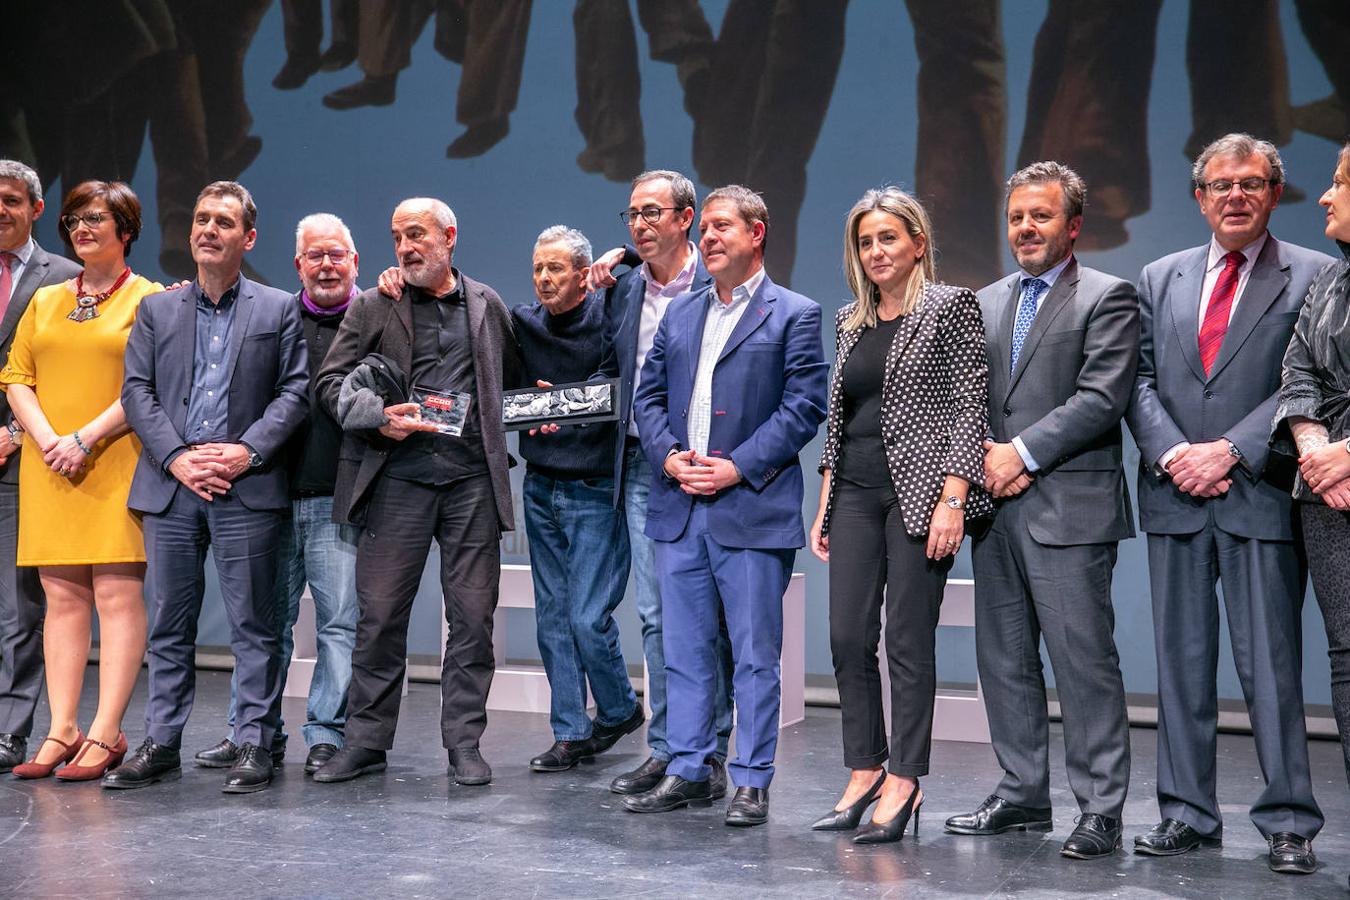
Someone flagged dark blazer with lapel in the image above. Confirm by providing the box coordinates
[633,273,829,550]
[316,275,521,529]
[121,276,310,514]
[977,258,1140,546]
[818,282,993,538]
[0,241,82,485]
[1127,236,1333,541]
[595,253,714,506]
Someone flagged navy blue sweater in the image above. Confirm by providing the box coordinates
[511,295,616,479]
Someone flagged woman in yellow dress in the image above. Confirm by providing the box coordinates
[1,181,162,780]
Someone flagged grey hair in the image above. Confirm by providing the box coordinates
[632,169,697,214]
[395,197,457,230]
[1191,132,1286,189]
[294,213,355,255]
[1005,161,1087,219]
[534,225,592,268]
[0,160,42,205]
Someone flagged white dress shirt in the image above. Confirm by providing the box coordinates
[687,266,765,456]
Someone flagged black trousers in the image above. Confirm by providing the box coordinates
[828,480,950,777]
[347,473,500,751]
[1301,503,1350,789]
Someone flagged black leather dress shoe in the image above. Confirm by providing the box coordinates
[322,75,396,110]
[445,119,509,159]
[0,733,26,773]
[945,795,1053,835]
[195,736,286,768]
[610,755,668,794]
[271,54,319,90]
[708,757,728,800]
[1133,818,1221,856]
[102,738,181,790]
[530,740,596,773]
[448,747,492,785]
[726,786,769,826]
[623,775,712,813]
[1061,814,1122,859]
[590,705,645,754]
[1268,832,1317,874]
[312,746,387,783]
[304,744,339,775]
[222,743,273,794]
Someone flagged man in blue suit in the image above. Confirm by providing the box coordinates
[1125,133,1331,873]
[591,170,736,798]
[625,185,828,825]
[106,182,309,794]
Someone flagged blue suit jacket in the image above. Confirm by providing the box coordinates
[122,276,310,514]
[1126,235,1335,540]
[633,273,828,550]
[595,253,714,506]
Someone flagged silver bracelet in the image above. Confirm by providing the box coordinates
[72,431,93,455]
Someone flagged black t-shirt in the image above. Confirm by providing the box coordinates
[837,314,904,488]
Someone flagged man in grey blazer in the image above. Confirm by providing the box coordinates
[945,162,1138,859]
[105,181,309,794]
[0,160,80,773]
[1125,133,1330,874]
[311,197,520,786]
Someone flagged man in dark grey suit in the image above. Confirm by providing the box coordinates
[312,197,520,786]
[105,181,309,794]
[0,160,80,773]
[1126,134,1330,874]
[946,162,1139,859]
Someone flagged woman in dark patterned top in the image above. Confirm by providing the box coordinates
[1274,144,1350,862]
[808,187,991,843]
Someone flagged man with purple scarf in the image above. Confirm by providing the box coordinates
[193,213,362,776]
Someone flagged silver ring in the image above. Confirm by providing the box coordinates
[946,539,957,545]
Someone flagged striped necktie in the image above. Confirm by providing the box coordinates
[1198,250,1244,375]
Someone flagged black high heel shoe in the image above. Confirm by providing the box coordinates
[853,781,922,844]
[811,770,887,831]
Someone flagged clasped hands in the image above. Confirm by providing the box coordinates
[167,442,252,501]
[1299,441,1350,509]
[664,449,741,496]
[1163,440,1235,498]
[982,439,1033,498]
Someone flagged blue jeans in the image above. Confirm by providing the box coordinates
[623,445,732,761]
[524,471,637,740]
[229,495,359,748]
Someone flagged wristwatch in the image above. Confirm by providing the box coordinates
[247,448,263,468]
[1225,439,1242,460]
[944,495,965,510]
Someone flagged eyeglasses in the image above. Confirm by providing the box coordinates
[619,206,679,226]
[302,248,351,264]
[61,212,110,232]
[1200,177,1275,197]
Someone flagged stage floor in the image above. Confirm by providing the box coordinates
[1,669,1347,898]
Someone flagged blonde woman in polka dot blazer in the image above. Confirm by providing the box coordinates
[808,187,992,843]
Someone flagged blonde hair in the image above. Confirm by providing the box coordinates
[842,187,935,330]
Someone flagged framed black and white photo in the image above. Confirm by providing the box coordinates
[501,378,620,432]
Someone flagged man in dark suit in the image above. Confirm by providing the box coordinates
[589,170,735,798]
[1126,134,1330,874]
[625,185,828,826]
[311,197,520,786]
[945,162,1139,859]
[106,181,309,794]
[0,160,80,773]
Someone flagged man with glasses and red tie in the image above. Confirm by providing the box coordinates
[0,160,81,774]
[1125,133,1333,874]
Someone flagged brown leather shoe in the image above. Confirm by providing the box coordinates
[55,733,128,782]
[12,732,85,779]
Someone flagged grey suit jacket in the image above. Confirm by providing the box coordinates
[0,242,82,485]
[1126,235,1334,540]
[978,259,1139,546]
[315,275,521,530]
[121,276,310,514]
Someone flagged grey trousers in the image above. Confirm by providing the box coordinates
[0,481,44,737]
[971,499,1130,817]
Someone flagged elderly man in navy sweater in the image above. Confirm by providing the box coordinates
[513,226,644,772]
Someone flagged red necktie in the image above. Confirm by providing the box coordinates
[0,252,14,321]
[1198,250,1244,375]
